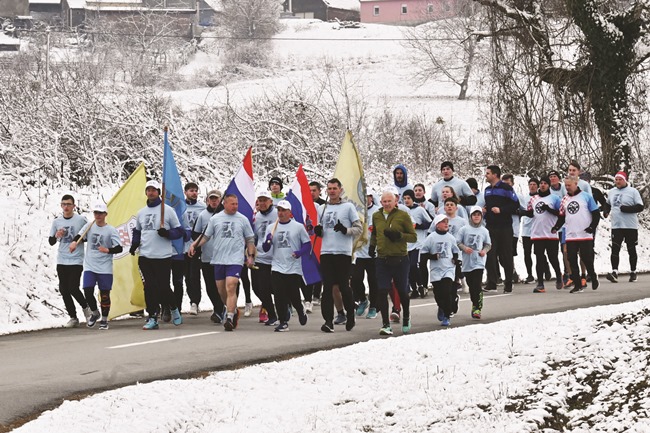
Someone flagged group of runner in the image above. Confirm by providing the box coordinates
[49,160,644,334]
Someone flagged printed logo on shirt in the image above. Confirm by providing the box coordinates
[613,194,622,207]
[143,214,157,231]
[535,201,546,214]
[60,226,73,242]
[277,231,291,248]
[221,221,234,238]
[466,234,479,250]
[188,210,200,226]
[257,221,269,241]
[567,201,580,215]
[323,211,337,228]
[434,242,449,258]
[90,233,103,251]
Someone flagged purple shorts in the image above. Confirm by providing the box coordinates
[214,264,242,280]
[82,271,113,291]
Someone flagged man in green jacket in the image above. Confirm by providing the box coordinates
[370,190,417,336]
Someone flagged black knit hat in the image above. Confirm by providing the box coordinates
[466,177,478,190]
[540,176,551,185]
[441,161,454,171]
[269,176,283,189]
[402,189,416,201]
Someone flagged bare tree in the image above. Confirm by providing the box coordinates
[403,0,487,100]
[473,0,650,174]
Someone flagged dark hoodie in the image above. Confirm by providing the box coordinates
[393,164,413,202]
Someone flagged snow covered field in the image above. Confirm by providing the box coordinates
[12,299,650,433]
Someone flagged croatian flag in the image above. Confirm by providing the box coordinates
[286,165,321,285]
[225,147,255,227]
[162,128,187,255]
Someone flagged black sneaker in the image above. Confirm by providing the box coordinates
[210,311,223,324]
[592,276,599,290]
[630,272,638,282]
[410,290,420,299]
[570,286,584,294]
[524,275,535,284]
[345,313,355,331]
[298,308,308,326]
[224,318,234,331]
[162,307,172,323]
[482,286,497,292]
[606,271,618,283]
[232,309,240,329]
[321,322,334,333]
[418,285,427,298]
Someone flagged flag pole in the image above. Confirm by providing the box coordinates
[161,123,168,228]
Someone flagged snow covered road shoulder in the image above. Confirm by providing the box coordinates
[13,299,650,433]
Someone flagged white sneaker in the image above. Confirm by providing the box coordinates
[461,278,469,294]
[82,307,92,321]
[305,301,313,314]
[244,302,253,317]
[65,318,80,328]
[189,303,199,315]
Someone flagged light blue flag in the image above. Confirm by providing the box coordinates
[162,128,187,255]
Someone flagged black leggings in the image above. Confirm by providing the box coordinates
[432,278,456,318]
[320,254,355,323]
[201,262,224,312]
[139,257,175,318]
[57,264,87,319]
[271,272,305,323]
[251,263,277,321]
[566,241,595,287]
[350,258,377,306]
[533,239,562,283]
[84,288,111,318]
[522,236,533,277]
[463,269,484,310]
[611,229,638,271]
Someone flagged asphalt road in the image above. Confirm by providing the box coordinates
[1,276,648,431]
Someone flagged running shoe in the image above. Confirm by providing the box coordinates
[402,318,411,334]
[171,308,182,326]
[320,322,334,333]
[569,286,584,294]
[233,309,240,329]
[437,307,445,322]
[223,318,234,331]
[533,285,545,293]
[356,300,369,316]
[366,308,378,319]
[190,303,199,315]
[379,325,393,336]
[244,302,253,317]
[264,318,279,326]
[298,308,308,326]
[65,318,80,328]
[259,308,268,323]
[82,307,92,322]
[441,317,450,326]
[389,310,400,323]
[346,313,355,331]
[161,307,171,323]
[87,311,101,328]
[524,275,535,284]
[555,278,564,290]
[98,321,109,330]
[471,308,481,319]
[334,312,346,325]
[274,322,289,332]
[142,317,158,330]
[211,311,223,324]
[630,272,638,282]
[305,301,313,314]
[606,271,618,283]
[592,277,599,290]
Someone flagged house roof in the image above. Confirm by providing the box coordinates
[202,0,222,12]
[29,0,61,4]
[66,0,87,7]
[324,0,359,11]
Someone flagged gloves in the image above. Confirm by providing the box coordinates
[620,205,634,213]
[384,228,401,242]
[368,245,376,258]
[414,223,424,230]
[430,253,440,261]
[585,226,595,234]
[314,225,323,237]
[540,203,550,212]
[157,227,169,238]
[129,244,138,256]
[551,226,559,234]
[265,233,273,244]
[452,258,462,267]
[333,219,348,234]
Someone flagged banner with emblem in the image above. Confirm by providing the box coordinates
[105,163,147,319]
[333,130,368,252]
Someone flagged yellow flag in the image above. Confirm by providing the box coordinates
[333,130,368,252]
[105,163,147,319]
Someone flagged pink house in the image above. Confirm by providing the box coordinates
[360,0,460,24]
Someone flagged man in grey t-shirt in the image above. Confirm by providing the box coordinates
[604,171,644,283]
[190,194,256,331]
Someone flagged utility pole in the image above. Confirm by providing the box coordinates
[45,27,50,88]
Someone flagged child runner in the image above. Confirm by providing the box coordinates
[456,207,491,319]
[69,203,122,329]
[421,214,460,327]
